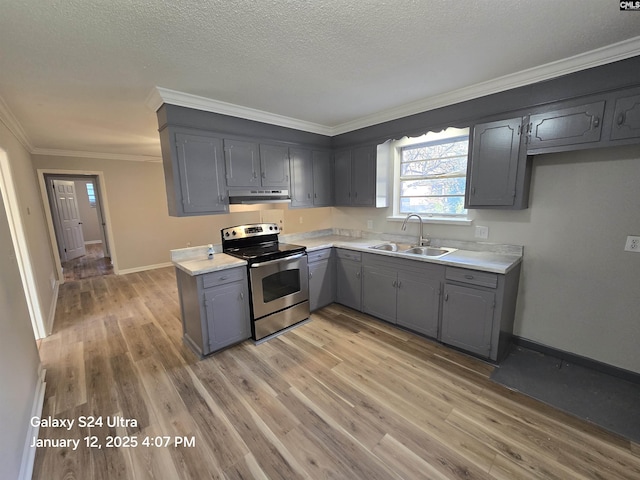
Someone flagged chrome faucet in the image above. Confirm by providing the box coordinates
[401,213,429,246]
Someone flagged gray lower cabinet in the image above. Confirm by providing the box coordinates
[362,253,443,337]
[441,265,521,362]
[175,266,250,356]
[335,249,362,310]
[159,128,228,217]
[307,248,335,311]
[466,117,530,209]
[441,283,495,357]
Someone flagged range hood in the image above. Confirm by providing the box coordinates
[228,189,291,204]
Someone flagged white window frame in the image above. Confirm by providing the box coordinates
[387,127,472,225]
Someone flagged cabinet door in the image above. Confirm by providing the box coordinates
[224,139,259,187]
[610,93,640,141]
[312,150,333,206]
[396,272,440,338]
[352,145,375,206]
[467,118,524,207]
[308,258,334,311]
[204,281,250,352]
[290,148,314,207]
[334,149,352,206]
[441,284,494,357]
[335,258,361,310]
[175,133,227,214]
[362,265,397,323]
[260,144,290,187]
[528,101,605,151]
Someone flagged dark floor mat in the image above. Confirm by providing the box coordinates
[491,346,640,443]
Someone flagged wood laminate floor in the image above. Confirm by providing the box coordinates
[34,267,640,479]
[62,243,113,282]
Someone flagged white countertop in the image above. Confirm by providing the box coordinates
[296,235,522,274]
[172,251,247,276]
[171,234,522,276]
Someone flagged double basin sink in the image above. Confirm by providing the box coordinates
[369,242,457,258]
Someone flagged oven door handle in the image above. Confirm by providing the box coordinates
[250,253,305,268]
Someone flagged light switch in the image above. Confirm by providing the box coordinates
[475,225,489,239]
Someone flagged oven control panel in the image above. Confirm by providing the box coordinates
[221,223,279,240]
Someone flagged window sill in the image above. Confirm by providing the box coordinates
[387,215,472,226]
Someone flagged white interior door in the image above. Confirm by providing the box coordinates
[53,179,86,261]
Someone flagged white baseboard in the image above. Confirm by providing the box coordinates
[117,261,173,275]
[84,240,102,245]
[19,366,46,480]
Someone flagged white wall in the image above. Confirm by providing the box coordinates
[333,144,640,374]
[0,152,42,480]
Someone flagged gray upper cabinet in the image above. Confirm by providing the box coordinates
[334,149,352,206]
[223,140,290,188]
[527,101,605,152]
[259,144,290,187]
[224,138,260,187]
[312,150,333,207]
[610,91,640,141]
[160,128,228,217]
[466,117,529,209]
[352,145,376,206]
[333,145,380,207]
[290,148,333,208]
[290,148,314,208]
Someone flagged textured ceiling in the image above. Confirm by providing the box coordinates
[0,0,639,159]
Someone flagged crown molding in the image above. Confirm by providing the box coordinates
[151,36,640,137]
[31,148,162,163]
[329,36,640,135]
[0,95,34,151]
[150,86,334,136]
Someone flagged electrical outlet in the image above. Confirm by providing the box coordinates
[475,225,489,239]
[624,235,640,252]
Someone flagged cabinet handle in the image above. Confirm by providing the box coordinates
[444,293,449,301]
[308,193,311,199]
[397,281,402,288]
[239,292,244,300]
[617,112,626,126]
[593,116,600,128]
[253,171,258,179]
[309,271,313,278]
[314,193,317,198]
[219,276,228,281]
[464,274,474,280]
[356,271,361,278]
[261,171,266,179]
[392,280,397,287]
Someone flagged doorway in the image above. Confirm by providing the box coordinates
[40,171,115,282]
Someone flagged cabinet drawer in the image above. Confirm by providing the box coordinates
[307,248,332,264]
[201,267,245,289]
[336,249,362,262]
[446,267,497,289]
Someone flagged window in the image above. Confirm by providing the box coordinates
[86,182,96,207]
[398,132,469,216]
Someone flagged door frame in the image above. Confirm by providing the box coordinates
[37,169,118,281]
[0,149,47,339]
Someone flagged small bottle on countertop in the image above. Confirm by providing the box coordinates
[207,244,214,259]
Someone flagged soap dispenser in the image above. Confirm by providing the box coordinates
[207,244,214,260]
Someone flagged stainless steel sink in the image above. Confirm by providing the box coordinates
[402,246,456,257]
[369,243,399,252]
